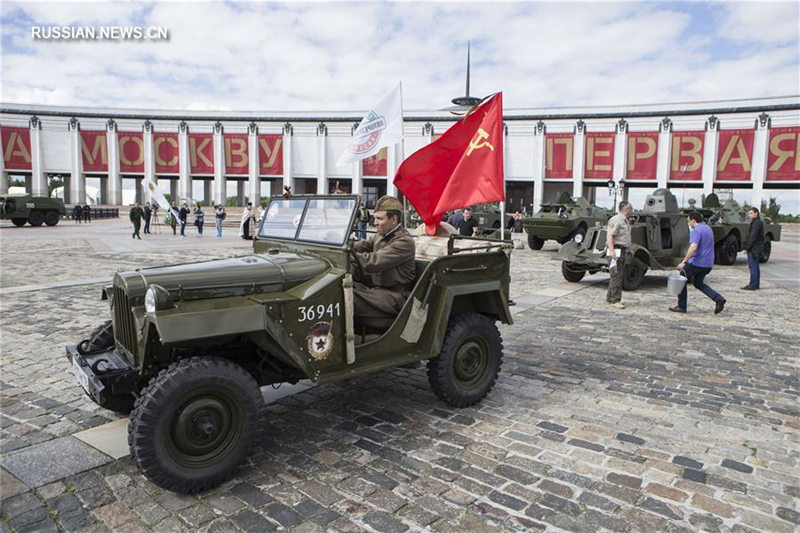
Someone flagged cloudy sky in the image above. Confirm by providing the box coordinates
[1,1,798,112]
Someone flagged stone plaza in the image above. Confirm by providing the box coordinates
[1,216,798,532]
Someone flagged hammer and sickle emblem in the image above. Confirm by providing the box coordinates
[467,128,495,156]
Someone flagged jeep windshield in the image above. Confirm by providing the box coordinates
[258,196,357,246]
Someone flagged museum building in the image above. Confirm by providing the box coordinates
[1,96,799,212]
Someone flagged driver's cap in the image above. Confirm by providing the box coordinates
[375,195,403,212]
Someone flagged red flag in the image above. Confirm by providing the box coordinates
[394,92,504,235]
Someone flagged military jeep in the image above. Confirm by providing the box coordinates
[522,192,609,250]
[0,194,66,226]
[67,195,512,493]
[558,189,689,290]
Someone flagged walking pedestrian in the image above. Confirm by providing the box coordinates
[671,212,726,314]
[215,204,226,238]
[605,201,633,309]
[179,202,189,237]
[129,203,144,239]
[83,203,91,223]
[741,207,764,290]
[194,203,205,236]
[143,202,152,234]
[356,202,369,240]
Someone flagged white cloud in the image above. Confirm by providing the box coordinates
[715,1,799,44]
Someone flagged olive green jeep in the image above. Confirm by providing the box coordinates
[67,195,512,493]
[1,194,66,226]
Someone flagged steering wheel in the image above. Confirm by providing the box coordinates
[349,247,365,282]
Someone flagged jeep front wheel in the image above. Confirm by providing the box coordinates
[528,234,544,250]
[561,262,586,282]
[28,211,45,227]
[428,313,502,408]
[758,237,771,263]
[128,357,263,493]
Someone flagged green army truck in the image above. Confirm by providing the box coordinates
[523,192,609,250]
[0,194,66,226]
[68,195,512,493]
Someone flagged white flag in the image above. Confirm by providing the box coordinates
[142,176,180,220]
[337,82,403,168]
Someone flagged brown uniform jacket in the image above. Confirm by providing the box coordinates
[352,226,416,291]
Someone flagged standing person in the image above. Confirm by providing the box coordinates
[240,202,254,240]
[72,204,82,223]
[446,210,461,228]
[168,201,178,236]
[356,202,369,240]
[143,202,152,234]
[741,207,764,290]
[671,212,726,314]
[83,203,91,223]
[129,203,144,239]
[257,204,266,226]
[605,201,633,309]
[179,202,189,237]
[456,208,478,237]
[194,203,205,236]
[215,204,226,238]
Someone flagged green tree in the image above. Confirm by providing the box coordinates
[760,197,781,222]
[47,176,64,197]
[8,177,25,188]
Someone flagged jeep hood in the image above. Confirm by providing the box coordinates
[114,252,328,302]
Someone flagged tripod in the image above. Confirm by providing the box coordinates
[150,208,162,234]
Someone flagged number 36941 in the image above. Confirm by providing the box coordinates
[298,303,341,322]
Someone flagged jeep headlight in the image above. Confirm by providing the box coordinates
[145,285,173,313]
[573,233,584,244]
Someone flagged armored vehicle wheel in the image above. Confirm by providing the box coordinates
[758,237,771,263]
[561,262,586,282]
[622,260,646,291]
[4,198,16,214]
[528,235,544,250]
[129,357,263,493]
[716,234,738,265]
[11,218,26,227]
[428,313,502,408]
[28,211,45,227]
[44,211,60,226]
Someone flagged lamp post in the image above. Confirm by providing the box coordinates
[607,178,626,208]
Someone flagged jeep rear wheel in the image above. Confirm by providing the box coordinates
[129,357,263,493]
[758,237,771,263]
[44,211,60,226]
[11,218,26,227]
[428,314,502,408]
[528,235,544,250]
[716,234,738,265]
[28,211,45,227]
[561,262,586,282]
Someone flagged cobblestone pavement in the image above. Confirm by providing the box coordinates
[1,219,798,532]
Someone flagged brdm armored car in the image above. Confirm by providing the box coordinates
[558,189,689,290]
[0,194,66,226]
[68,195,512,493]
[523,192,609,250]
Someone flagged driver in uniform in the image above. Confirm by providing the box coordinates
[351,195,416,320]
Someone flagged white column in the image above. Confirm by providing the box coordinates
[143,122,155,184]
[656,117,672,189]
[107,121,122,205]
[316,123,327,194]
[750,113,770,208]
[178,122,191,201]
[213,122,225,205]
[247,122,260,203]
[532,121,546,212]
[30,116,45,196]
[386,142,400,197]
[69,118,85,204]
[702,115,719,197]
[282,122,293,195]
[613,119,628,183]
[572,120,586,197]
[351,160,363,195]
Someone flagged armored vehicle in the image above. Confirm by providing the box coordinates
[523,192,609,250]
[471,204,515,234]
[684,195,782,265]
[558,189,689,290]
[68,195,512,493]
[0,194,66,226]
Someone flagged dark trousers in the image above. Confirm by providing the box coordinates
[746,250,760,288]
[144,217,151,233]
[180,220,186,236]
[678,263,724,310]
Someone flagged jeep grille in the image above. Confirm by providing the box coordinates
[113,286,137,356]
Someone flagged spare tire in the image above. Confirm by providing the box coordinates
[4,198,16,214]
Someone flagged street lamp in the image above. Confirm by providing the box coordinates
[607,178,626,208]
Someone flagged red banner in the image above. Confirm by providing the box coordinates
[1,126,32,171]
[80,130,108,172]
[188,133,214,174]
[258,134,283,175]
[363,147,387,176]
[224,134,248,175]
[584,132,614,179]
[670,131,704,181]
[153,133,179,174]
[626,132,658,180]
[767,126,800,181]
[716,129,754,181]
[545,133,574,179]
[118,132,144,174]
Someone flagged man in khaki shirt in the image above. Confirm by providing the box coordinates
[606,200,633,308]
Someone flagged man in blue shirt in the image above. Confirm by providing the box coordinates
[671,212,726,314]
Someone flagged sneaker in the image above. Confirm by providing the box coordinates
[608,302,625,309]
[740,286,756,290]
[714,299,726,315]
[669,306,686,313]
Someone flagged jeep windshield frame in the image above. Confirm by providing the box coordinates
[257,195,358,247]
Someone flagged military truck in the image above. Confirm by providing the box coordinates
[684,195,782,265]
[558,189,689,290]
[67,195,512,493]
[0,194,66,226]
[523,192,609,250]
